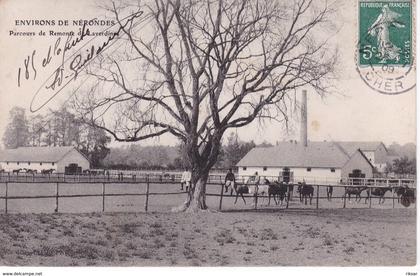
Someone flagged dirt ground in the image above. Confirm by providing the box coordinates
[0,208,415,266]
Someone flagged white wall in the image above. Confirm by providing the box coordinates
[237,166,342,184]
[361,150,375,163]
[57,149,90,173]
[0,161,57,172]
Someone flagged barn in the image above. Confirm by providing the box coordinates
[236,141,374,184]
[335,141,388,172]
[0,146,90,174]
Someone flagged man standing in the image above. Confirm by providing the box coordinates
[224,168,236,195]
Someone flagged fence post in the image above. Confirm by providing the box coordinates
[369,186,372,208]
[102,183,105,212]
[286,185,290,209]
[145,175,150,212]
[392,187,395,208]
[254,183,258,210]
[55,182,59,213]
[218,176,224,211]
[343,187,346,208]
[5,182,8,214]
[316,185,319,209]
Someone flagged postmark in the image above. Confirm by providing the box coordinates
[356,0,415,94]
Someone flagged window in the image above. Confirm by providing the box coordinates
[6,162,9,165]
[263,167,267,171]
[17,162,19,165]
[52,162,55,166]
[40,163,42,166]
[306,168,311,172]
[28,162,31,165]
[331,168,336,173]
[243,167,247,171]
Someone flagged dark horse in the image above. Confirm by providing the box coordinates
[297,182,314,205]
[365,187,392,204]
[287,184,294,201]
[41,169,55,174]
[267,181,289,206]
[234,184,250,205]
[233,179,271,205]
[326,186,333,201]
[342,186,367,202]
[394,186,416,204]
[12,169,22,175]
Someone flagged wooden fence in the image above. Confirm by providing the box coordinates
[0,175,416,213]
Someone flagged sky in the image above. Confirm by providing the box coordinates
[0,0,416,149]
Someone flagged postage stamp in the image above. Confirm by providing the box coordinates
[356,0,415,94]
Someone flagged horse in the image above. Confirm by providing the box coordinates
[267,181,289,206]
[326,186,333,201]
[234,184,250,205]
[233,178,268,205]
[365,187,392,204]
[342,186,367,203]
[41,169,55,175]
[12,168,22,175]
[25,169,37,174]
[287,183,294,201]
[297,182,314,205]
[396,186,416,207]
[394,186,415,204]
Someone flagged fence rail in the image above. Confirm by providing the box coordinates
[0,176,416,214]
[0,172,416,188]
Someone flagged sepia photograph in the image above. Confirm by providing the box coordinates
[0,0,416,273]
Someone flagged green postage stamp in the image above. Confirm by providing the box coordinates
[359,1,412,66]
[357,0,415,94]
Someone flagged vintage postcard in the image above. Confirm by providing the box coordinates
[0,0,416,272]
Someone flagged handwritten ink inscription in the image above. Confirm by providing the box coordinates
[16,11,144,112]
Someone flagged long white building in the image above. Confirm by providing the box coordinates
[236,141,374,184]
[0,146,90,174]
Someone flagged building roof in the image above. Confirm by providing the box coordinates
[236,141,351,168]
[0,146,86,162]
[335,141,385,155]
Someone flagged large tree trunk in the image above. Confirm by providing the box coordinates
[186,174,208,212]
[172,165,209,213]
[171,136,222,213]
[173,170,210,213]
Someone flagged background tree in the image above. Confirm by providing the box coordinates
[79,126,111,168]
[223,132,256,169]
[74,0,338,211]
[28,114,45,146]
[386,157,416,176]
[3,105,111,166]
[2,107,30,149]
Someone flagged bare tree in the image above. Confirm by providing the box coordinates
[74,0,337,212]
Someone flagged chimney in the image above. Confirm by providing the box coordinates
[300,90,308,147]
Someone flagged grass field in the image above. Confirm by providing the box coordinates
[0,208,415,266]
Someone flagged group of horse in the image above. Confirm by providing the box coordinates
[227,180,416,207]
[8,168,55,175]
[343,185,416,205]
[228,179,315,206]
